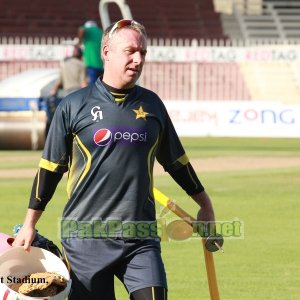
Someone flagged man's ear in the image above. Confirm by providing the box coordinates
[102,44,110,62]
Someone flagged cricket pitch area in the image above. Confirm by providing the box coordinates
[0,137,299,299]
[1,155,300,178]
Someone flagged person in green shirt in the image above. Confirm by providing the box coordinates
[78,20,104,84]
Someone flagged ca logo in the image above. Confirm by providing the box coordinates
[91,106,103,121]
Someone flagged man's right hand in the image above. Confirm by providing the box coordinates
[12,208,44,251]
[12,225,36,252]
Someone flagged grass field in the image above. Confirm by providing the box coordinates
[0,137,299,299]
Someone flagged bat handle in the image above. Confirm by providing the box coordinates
[202,239,220,300]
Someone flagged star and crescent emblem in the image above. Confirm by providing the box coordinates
[132,106,149,120]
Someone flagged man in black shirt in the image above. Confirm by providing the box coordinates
[13,19,215,300]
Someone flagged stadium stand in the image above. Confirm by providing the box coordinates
[1,0,299,151]
[213,0,300,103]
[214,0,262,15]
[1,0,300,103]
[128,0,227,39]
[233,1,300,40]
[0,0,227,40]
[0,0,96,38]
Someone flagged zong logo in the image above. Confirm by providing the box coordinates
[229,109,295,124]
[91,106,103,121]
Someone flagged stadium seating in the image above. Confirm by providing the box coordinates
[0,0,227,40]
[129,0,227,39]
[233,0,300,40]
[1,0,300,103]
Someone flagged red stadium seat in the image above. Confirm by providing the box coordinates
[0,0,227,40]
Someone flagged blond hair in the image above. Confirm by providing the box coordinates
[101,20,147,50]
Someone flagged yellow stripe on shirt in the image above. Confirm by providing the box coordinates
[176,153,189,166]
[147,137,159,197]
[67,134,92,198]
[35,168,42,201]
[39,158,60,172]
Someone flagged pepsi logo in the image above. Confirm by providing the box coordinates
[94,128,112,146]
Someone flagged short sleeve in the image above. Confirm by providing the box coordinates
[39,100,72,173]
[156,109,189,173]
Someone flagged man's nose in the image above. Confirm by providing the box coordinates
[133,51,144,64]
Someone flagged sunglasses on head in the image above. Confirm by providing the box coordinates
[108,19,141,38]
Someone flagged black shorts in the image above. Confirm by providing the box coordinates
[62,238,167,300]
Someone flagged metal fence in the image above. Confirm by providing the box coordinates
[1,37,300,102]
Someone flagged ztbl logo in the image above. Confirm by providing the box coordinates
[94,129,112,146]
